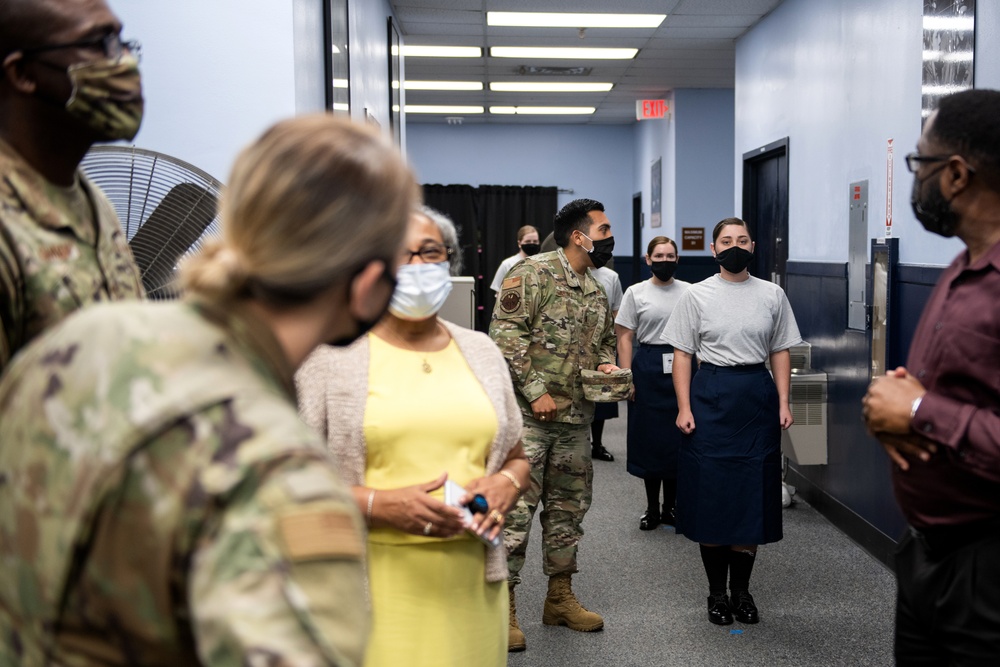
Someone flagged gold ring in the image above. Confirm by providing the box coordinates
[490,509,504,523]
[423,521,433,535]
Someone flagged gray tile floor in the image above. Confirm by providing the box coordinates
[508,408,896,666]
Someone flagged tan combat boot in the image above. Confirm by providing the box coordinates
[509,586,526,652]
[542,573,604,631]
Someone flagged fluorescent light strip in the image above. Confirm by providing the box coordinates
[488,12,665,29]
[332,103,349,111]
[921,84,972,96]
[401,45,482,58]
[333,78,348,89]
[405,80,484,91]
[406,105,484,114]
[491,46,637,60]
[922,16,975,32]
[490,81,612,92]
[490,106,595,115]
[922,50,974,63]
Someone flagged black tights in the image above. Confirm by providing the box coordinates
[643,477,677,513]
[591,419,605,448]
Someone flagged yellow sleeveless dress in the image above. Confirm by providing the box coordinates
[363,335,508,667]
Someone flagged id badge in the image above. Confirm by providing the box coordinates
[662,352,674,374]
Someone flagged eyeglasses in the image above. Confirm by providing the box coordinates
[20,33,141,64]
[402,242,454,264]
[904,153,951,173]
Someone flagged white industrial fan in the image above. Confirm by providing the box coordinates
[80,146,223,300]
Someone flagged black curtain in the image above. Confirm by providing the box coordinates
[423,183,557,332]
[422,184,479,282]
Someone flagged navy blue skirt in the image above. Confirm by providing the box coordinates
[626,343,684,479]
[675,363,783,545]
[594,399,619,420]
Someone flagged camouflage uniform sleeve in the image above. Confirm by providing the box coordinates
[598,297,617,367]
[0,228,21,372]
[489,263,548,403]
[190,455,368,667]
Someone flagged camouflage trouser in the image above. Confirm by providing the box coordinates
[504,418,593,586]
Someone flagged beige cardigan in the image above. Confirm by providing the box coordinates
[295,319,523,583]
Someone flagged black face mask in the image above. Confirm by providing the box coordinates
[714,246,753,274]
[521,242,541,256]
[910,170,960,238]
[327,266,397,347]
[582,234,615,269]
[650,260,678,281]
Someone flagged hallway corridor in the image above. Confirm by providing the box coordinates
[508,409,896,666]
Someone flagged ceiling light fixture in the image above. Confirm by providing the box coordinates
[406,105,485,114]
[490,106,596,115]
[487,12,665,29]
[405,80,484,91]
[490,82,613,92]
[491,46,637,60]
[401,45,482,58]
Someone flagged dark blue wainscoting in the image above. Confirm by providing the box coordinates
[784,260,943,568]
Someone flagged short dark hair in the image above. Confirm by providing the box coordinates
[929,89,1000,185]
[712,217,751,243]
[553,199,604,247]
[0,0,58,56]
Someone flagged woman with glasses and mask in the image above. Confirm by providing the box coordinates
[296,207,530,666]
[661,218,801,628]
[614,236,691,530]
[490,225,540,293]
[0,115,414,665]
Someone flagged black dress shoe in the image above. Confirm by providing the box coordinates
[592,444,614,462]
[707,593,733,625]
[638,510,660,530]
[731,590,759,624]
[661,505,676,526]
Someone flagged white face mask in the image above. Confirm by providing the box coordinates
[388,262,453,320]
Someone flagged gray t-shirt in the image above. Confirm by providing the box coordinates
[490,253,523,292]
[661,275,802,366]
[615,279,691,345]
[591,267,623,312]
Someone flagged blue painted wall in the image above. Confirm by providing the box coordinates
[738,0,1000,554]
[406,123,635,251]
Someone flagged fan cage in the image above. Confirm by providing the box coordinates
[81,146,224,299]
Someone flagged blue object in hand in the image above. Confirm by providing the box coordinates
[467,494,489,515]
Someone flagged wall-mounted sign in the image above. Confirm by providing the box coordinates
[636,99,668,120]
[682,227,704,251]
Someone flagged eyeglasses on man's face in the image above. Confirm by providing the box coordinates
[402,242,453,264]
[904,153,951,174]
[20,32,142,64]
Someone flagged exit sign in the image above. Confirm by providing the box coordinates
[636,99,668,120]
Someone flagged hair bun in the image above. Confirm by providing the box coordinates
[179,240,250,301]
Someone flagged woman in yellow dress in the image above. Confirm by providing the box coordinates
[296,207,530,666]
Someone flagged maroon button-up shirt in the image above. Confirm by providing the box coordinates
[892,238,1000,529]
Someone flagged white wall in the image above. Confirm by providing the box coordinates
[116,0,299,183]
[115,0,400,184]
[736,0,1000,267]
[407,123,635,250]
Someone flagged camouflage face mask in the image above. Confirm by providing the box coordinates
[65,55,144,142]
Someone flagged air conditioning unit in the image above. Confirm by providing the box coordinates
[782,368,828,465]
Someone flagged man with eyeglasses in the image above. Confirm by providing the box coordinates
[863,89,1000,665]
[0,0,144,375]
[490,198,619,651]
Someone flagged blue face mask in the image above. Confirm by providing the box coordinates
[388,262,453,320]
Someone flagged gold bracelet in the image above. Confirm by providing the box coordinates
[366,489,376,526]
[498,469,522,494]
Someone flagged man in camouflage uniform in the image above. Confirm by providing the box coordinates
[0,299,371,665]
[490,198,619,651]
[0,0,145,373]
